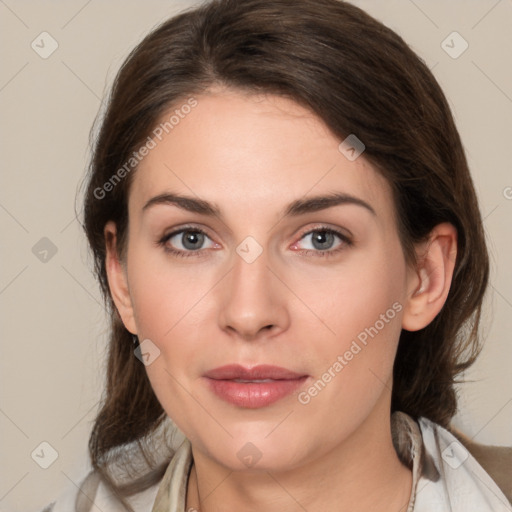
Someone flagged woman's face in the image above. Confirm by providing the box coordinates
[112,89,419,471]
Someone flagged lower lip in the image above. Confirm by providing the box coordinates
[204,377,308,408]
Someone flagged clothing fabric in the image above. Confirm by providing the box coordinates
[44,411,512,512]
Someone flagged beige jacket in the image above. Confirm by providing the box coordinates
[43,412,512,512]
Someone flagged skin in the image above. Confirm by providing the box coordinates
[105,87,457,512]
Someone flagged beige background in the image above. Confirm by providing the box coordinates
[1,1,511,511]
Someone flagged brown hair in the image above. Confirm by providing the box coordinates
[81,0,489,509]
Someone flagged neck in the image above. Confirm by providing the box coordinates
[186,401,413,512]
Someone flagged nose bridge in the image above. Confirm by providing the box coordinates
[218,238,288,338]
[232,239,270,296]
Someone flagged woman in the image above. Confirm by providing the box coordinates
[45,0,512,510]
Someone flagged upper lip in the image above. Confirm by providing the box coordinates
[204,364,307,380]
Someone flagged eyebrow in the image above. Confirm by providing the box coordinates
[142,191,376,217]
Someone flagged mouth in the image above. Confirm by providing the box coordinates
[203,364,309,408]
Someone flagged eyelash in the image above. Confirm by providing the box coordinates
[157,225,353,259]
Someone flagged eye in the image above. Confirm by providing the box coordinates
[158,227,218,257]
[158,225,352,259]
[291,227,352,257]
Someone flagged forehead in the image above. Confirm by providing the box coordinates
[130,90,394,223]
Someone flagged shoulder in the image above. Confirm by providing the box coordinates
[450,423,512,502]
[415,416,512,512]
[39,470,161,512]
[40,421,187,512]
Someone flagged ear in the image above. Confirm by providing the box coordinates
[402,222,457,331]
[104,220,137,334]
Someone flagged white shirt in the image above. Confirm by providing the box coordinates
[45,412,512,512]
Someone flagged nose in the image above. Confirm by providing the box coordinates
[217,244,290,341]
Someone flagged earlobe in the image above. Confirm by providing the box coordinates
[402,223,457,332]
[104,221,138,334]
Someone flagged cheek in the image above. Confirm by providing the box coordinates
[296,246,405,345]
[127,245,209,338]
[126,252,217,393]
[291,254,405,435]
[126,257,215,434]
[293,242,407,404]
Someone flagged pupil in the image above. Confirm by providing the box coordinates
[313,231,333,250]
[183,231,203,250]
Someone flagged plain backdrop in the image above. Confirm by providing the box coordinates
[1,1,511,511]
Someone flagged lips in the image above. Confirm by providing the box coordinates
[203,364,309,408]
[204,364,306,381]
